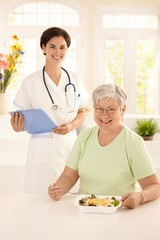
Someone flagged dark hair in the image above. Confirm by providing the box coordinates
[40,27,71,49]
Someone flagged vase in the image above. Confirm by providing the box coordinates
[0,93,9,115]
[142,136,153,141]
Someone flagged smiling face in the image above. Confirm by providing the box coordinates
[94,98,126,132]
[42,36,68,66]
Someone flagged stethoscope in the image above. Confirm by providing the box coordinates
[42,66,77,112]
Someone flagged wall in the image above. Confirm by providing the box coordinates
[0,115,28,192]
[1,0,159,6]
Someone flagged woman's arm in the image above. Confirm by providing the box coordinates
[122,174,160,209]
[53,108,86,135]
[138,174,160,202]
[70,107,86,129]
[48,166,79,201]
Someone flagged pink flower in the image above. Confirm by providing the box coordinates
[0,53,10,70]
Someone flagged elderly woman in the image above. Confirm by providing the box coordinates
[48,83,160,209]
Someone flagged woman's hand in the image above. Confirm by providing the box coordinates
[53,123,73,135]
[10,112,24,132]
[48,183,65,201]
[52,108,86,135]
[121,192,144,209]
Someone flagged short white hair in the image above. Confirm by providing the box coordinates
[92,84,127,106]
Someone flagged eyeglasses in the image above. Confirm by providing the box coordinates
[93,106,120,115]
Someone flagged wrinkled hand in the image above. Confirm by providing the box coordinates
[53,123,73,135]
[10,113,24,132]
[121,192,143,209]
[48,183,65,201]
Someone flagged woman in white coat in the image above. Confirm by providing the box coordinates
[10,27,89,193]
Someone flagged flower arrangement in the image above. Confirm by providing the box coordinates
[0,35,24,93]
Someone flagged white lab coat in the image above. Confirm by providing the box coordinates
[13,69,89,193]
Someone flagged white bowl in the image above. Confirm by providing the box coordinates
[74,195,122,214]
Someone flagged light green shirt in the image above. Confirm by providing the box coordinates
[66,126,156,196]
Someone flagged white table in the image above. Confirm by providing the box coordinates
[0,193,160,240]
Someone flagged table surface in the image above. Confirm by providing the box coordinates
[0,193,160,240]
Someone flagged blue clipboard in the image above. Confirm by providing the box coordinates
[9,108,57,134]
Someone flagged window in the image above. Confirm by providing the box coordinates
[105,40,124,86]
[136,40,156,114]
[103,15,158,29]
[8,2,79,26]
[96,9,160,114]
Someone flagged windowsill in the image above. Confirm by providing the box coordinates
[124,113,160,119]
